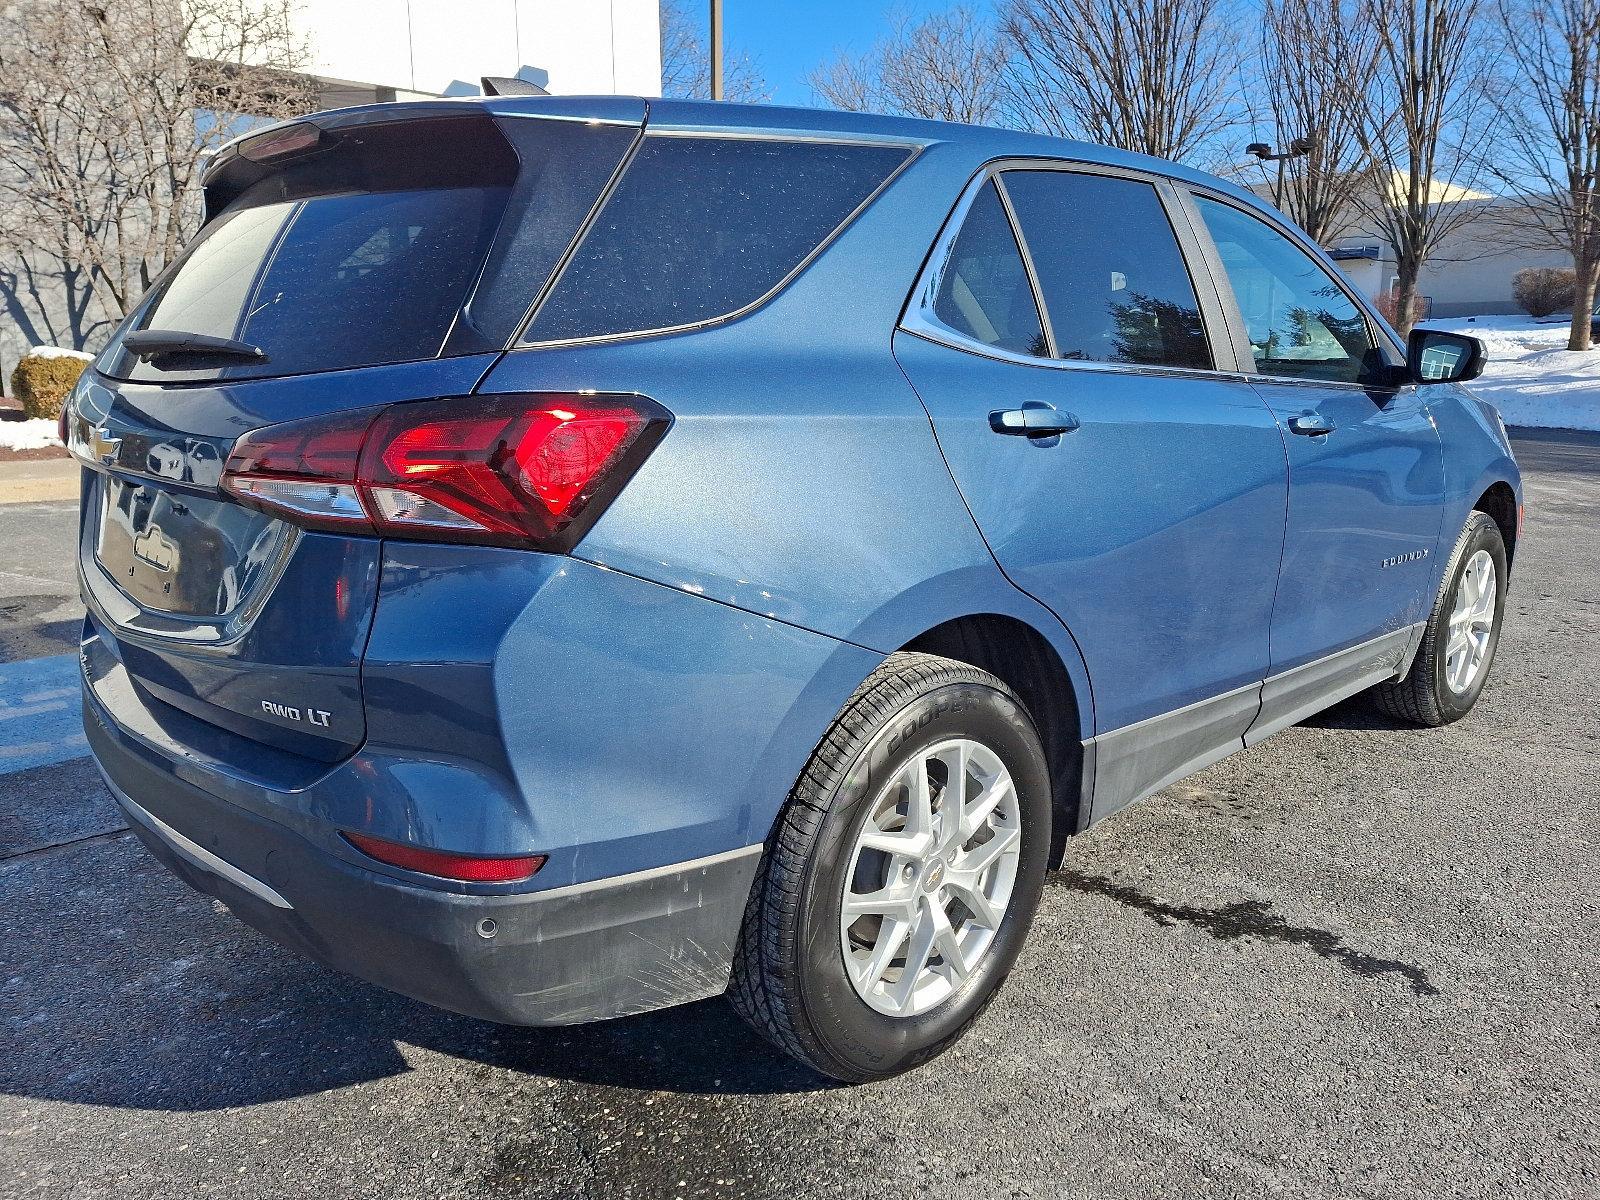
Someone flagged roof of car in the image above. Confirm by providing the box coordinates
[215,93,1267,216]
[487,95,1248,196]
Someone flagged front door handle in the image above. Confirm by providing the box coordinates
[989,401,1081,439]
[1287,412,1334,436]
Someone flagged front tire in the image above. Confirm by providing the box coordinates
[1371,511,1508,726]
[729,652,1051,1082]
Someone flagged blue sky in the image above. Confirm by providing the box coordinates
[720,1,993,106]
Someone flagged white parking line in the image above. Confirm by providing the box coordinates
[0,654,86,774]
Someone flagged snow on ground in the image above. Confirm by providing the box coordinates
[0,418,63,452]
[1419,314,1600,432]
[24,345,93,362]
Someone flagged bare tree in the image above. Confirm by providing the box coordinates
[1490,0,1600,350]
[0,0,316,350]
[1352,0,1494,334]
[809,6,1012,125]
[659,0,770,103]
[1244,0,1384,243]
[1001,0,1237,163]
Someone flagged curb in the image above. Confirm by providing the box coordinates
[0,460,79,505]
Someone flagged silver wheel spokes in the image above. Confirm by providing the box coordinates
[840,738,1021,1018]
[1444,549,1497,693]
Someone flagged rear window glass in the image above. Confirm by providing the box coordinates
[120,187,506,381]
[522,136,912,344]
[104,116,632,382]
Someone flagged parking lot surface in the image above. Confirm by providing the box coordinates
[2,431,1597,1199]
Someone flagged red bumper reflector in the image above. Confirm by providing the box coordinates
[342,831,545,883]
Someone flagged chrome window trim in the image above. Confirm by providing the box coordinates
[899,325,1250,385]
[514,135,923,351]
[640,126,929,149]
[898,156,1232,377]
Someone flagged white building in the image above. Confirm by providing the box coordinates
[1328,215,1572,320]
[298,0,661,106]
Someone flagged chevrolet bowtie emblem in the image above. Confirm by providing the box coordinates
[87,424,121,465]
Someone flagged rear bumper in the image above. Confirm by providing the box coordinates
[87,690,762,1026]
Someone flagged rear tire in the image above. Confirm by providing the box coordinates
[1371,511,1507,726]
[729,652,1051,1082]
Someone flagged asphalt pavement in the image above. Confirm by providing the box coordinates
[1,432,1596,1199]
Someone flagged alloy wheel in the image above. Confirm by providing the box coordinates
[839,737,1022,1018]
[1445,548,1497,693]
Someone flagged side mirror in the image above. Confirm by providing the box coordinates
[1406,329,1485,384]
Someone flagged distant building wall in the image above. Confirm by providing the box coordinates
[299,0,662,103]
[1330,206,1575,319]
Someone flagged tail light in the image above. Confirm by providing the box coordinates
[220,392,670,551]
[342,831,545,883]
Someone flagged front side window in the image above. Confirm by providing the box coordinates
[523,136,912,343]
[930,181,1048,357]
[1000,170,1212,371]
[1193,196,1378,384]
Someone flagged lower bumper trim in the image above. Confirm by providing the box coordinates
[101,764,293,910]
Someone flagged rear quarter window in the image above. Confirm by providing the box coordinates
[522,136,913,344]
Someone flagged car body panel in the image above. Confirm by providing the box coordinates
[894,330,1289,731]
[1248,377,1447,674]
[72,354,501,761]
[1426,386,1524,584]
[86,545,879,889]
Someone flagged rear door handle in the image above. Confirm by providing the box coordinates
[989,401,1081,438]
[1287,412,1334,436]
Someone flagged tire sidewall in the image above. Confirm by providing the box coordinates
[1430,516,1508,721]
[793,679,1051,1080]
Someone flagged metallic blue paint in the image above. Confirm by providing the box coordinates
[85,547,877,889]
[1251,380,1447,674]
[895,333,1289,730]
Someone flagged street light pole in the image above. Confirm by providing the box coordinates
[710,0,723,100]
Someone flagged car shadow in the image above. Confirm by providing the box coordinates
[0,593,81,660]
[1296,692,1412,732]
[0,837,831,1114]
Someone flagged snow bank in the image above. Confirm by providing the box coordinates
[1418,314,1600,432]
[0,417,64,452]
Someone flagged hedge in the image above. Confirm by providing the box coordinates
[1512,267,1577,319]
[9,350,89,420]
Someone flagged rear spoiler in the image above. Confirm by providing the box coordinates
[200,96,648,223]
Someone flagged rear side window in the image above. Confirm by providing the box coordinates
[1001,170,1212,371]
[931,181,1048,357]
[523,136,912,344]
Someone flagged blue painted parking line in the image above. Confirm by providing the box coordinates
[0,654,87,775]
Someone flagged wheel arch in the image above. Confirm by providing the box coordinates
[901,613,1090,865]
[1473,480,1519,569]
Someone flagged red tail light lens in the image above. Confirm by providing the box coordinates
[342,831,545,883]
[219,393,670,550]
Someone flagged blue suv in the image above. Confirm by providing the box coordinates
[68,97,1521,1082]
